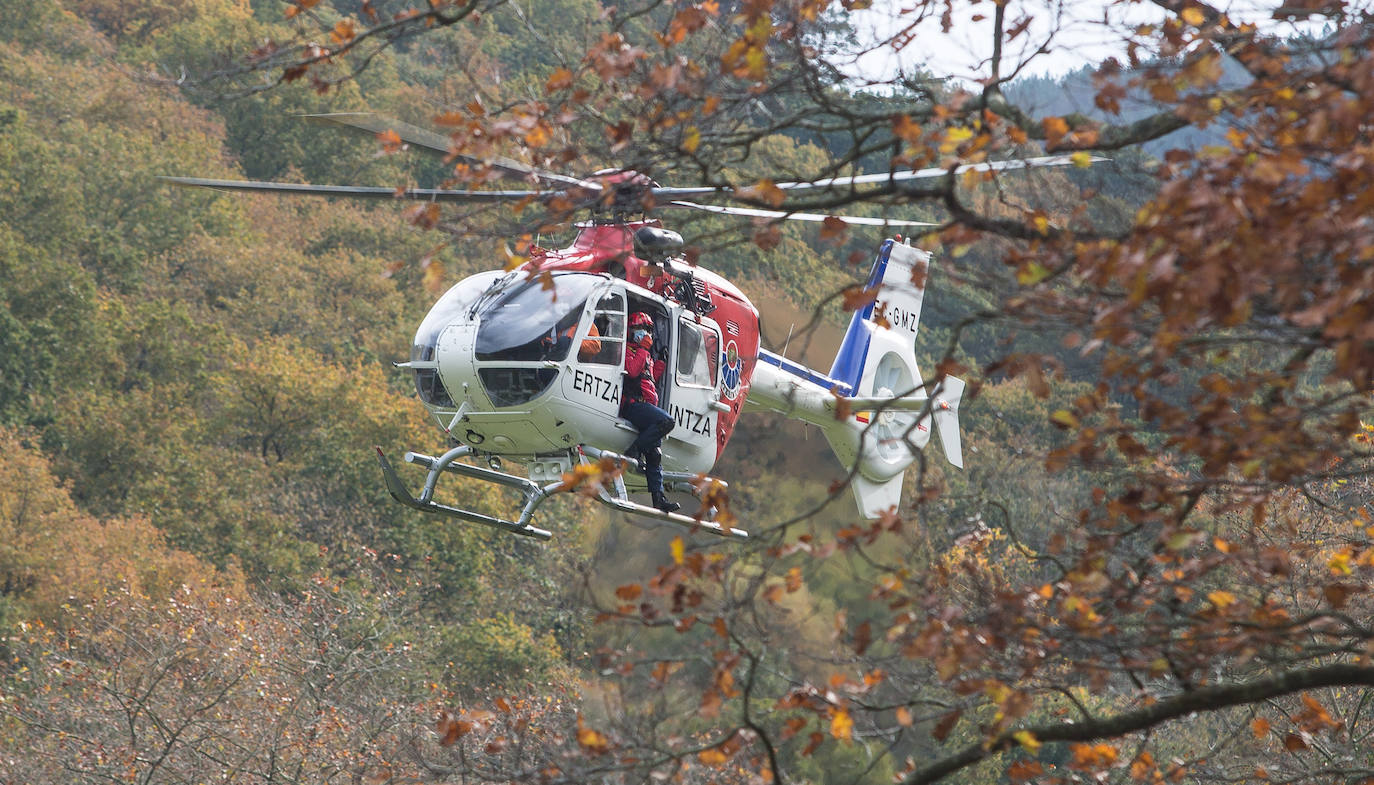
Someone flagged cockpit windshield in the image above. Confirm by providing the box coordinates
[475,274,603,362]
[412,270,502,361]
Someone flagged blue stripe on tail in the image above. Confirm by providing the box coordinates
[827,239,894,391]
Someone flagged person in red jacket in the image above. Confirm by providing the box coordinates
[622,311,679,513]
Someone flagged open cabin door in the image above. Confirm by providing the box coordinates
[665,313,722,461]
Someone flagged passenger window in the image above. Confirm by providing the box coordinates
[676,319,718,387]
[584,292,625,366]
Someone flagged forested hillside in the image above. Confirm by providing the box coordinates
[5,2,1374,784]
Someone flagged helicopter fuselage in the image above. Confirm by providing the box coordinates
[405,223,760,488]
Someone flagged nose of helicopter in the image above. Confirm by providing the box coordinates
[410,271,610,456]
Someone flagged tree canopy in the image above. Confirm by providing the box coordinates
[4,1,1374,784]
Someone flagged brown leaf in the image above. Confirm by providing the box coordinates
[1043,116,1069,149]
[576,715,612,755]
[376,128,403,153]
[853,621,872,656]
[932,709,960,741]
[436,711,473,746]
[329,18,357,45]
[1323,583,1357,609]
[546,67,575,92]
[841,284,880,312]
[820,215,848,242]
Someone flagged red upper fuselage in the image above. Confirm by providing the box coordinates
[523,222,761,462]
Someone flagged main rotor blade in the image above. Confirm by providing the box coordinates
[668,200,940,227]
[160,176,573,204]
[302,112,601,191]
[650,155,1103,198]
[770,154,1103,191]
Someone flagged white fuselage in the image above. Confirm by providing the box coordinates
[408,271,733,485]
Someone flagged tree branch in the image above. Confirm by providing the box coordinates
[905,662,1374,785]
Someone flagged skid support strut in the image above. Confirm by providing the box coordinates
[577,446,748,540]
[375,446,556,540]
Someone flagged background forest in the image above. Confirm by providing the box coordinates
[4,1,1374,784]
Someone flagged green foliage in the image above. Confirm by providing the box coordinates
[435,612,564,691]
[0,227,95,426]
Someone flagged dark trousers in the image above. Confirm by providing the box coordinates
[622,401,674,494]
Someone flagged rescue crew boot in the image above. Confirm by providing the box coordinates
[651,492,681,514]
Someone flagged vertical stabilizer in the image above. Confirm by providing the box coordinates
[823,239,961,517]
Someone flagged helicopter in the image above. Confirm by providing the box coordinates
[164,113,1085,541]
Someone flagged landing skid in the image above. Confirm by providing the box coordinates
[376,446,556,539]
[375,446,748,541]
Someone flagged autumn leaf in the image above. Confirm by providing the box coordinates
[820,215,848,243]
[1324,583,1356,608]
[841,285,880,312]
[1070,742,1118,768]
[680,126,701,154]
[1283,733,1309,752]
[1180,6,1206,26]
[670,536,684,565]
[546,67,575,91]
[830,707,853,741]
[932,710,960,740]
[576,714,612,754]
[376,128,403,153]
[1013,730,1041,753]
[329,18,357,45]
[698,747,728,765]
[1008,760,1044,783]
[736,179,786,208]
[853,621,872,656]
[436,711,473,746]
[1043,116,1069,149]
[1207,590,1237,610]
[1050,409,1080,429]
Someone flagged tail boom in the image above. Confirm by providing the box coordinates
[745,238,965,518]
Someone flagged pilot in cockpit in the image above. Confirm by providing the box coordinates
[541,312,601,361]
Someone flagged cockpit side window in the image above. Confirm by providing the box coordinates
[676,318,719,388]
[583,291,625,366]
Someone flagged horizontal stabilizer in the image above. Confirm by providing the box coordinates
[852,474,903,519]
[932,376,964,469]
